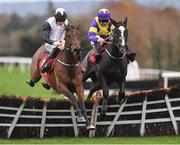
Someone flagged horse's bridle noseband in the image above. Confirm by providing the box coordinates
[105,48,126,60]
[104,33,127,60]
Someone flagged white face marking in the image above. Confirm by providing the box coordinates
[118,26,125,47]
[118,26,125,37]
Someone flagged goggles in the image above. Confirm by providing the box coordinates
[99,19,109,23]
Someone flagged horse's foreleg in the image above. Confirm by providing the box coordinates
[87,82,101,100]
[99,74,109,116]
[66,91,82,118]
[76,86,87,123]
[76,86,89,123]
[76,86,95,130]
[117,81,126,104]
[57,84,82,118]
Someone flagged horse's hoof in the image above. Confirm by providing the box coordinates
[86,124,95,130]
[77,116,86,122]
[42,83,51,90]
[26,80,34,87]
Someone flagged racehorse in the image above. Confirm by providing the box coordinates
[26,24,95,130]
[82,17,129,116]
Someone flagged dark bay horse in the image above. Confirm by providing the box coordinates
[82,18,129,116]
[26,25,95,130]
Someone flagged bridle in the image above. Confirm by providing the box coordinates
[104,28,127,60]
[105,48,126,60]
[56,45,82,67]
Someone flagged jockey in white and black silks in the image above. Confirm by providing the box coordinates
[41,8,69,73]
[88,8,136,64]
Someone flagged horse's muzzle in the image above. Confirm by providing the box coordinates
[72,48,82,60]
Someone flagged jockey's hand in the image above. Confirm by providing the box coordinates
[97,37,105,43]
[106,35,113,41]
[58,40,65,50]
[96,35,101,39]
[53,41,61,47]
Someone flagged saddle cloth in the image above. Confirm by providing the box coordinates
[88,43,108,64]
[39,55,55,84]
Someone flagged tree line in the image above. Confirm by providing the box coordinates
[0,1,180,70]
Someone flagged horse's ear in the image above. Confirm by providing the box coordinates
[75,21,80,29]
[123,17,128,27]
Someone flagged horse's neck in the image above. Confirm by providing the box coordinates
[107,44,119,58]
[63,49,77,64]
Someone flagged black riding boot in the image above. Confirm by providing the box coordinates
[93,43,101,77]
[94,43,101,64]
[41,47,60,73]
[126,46,136,62]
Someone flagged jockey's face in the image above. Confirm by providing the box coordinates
[56,21,64,26]
[99,19,109,26]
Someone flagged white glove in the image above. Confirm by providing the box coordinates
[53,40,65,50]
[58,40,65,50]
[97,37,105,43]
[53,41,61,47]
[96,35,101,39]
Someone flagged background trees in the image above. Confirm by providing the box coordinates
[0,1,179,70]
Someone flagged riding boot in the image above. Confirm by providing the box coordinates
[93,43,102,77]
[126,46,136,62]
[41,47,60,73]
[94,43,101,64]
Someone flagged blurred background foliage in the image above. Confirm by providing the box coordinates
[0,0,179,70]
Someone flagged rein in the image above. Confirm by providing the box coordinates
[57,58,80,67]
[105,49,126,60]
[104,37,126,60]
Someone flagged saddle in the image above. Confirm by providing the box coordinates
[88,43,108,64]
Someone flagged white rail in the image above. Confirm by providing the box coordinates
[0,91,180,138]
[1,57,180,84]
[162,72,180,88]
[0,56,31,73]
[0,56,31,64]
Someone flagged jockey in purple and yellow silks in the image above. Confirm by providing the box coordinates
[88,8,115,63]
[87,8,136,64]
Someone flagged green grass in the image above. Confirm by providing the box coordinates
[0,66,62,99]
[1,66,180,144]
[0,136,180,144]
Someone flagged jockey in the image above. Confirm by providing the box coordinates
[41,8,68,73]
[88,8,136,64]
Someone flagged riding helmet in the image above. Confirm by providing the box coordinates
[54,8,67,22]
[97,8,110,20]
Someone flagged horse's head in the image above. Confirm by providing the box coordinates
[112,17,128,54]
[64,24,82,60]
